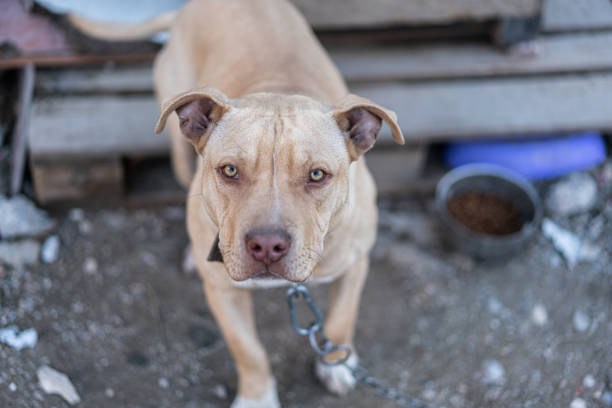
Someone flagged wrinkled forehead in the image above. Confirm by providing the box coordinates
[206,95,349,163]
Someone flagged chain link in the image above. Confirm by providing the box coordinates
[286,284,444,408]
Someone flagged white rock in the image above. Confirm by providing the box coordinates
[68,208,84,222]
[213,384,228,400]
[573,311,590,332]
[582,374,596,388]
[570,398,587,408]
[483,360,505,385]
[83,257,98,274]
[531,304,548,326]
[158,377,169,389]
[37,365,81,405]
[182,245,197,275]
[542,219,601,268]
[9,382,17,392]
[0,326,37,350]
[41,235,60,263]
[0,240,40,269]
[105,387,115,398]
[0,195,54,239]
[546,172,597,216]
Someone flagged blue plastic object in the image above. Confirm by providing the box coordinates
[444,132,607,180]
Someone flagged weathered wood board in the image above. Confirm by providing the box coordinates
[543,0,612,32]
[31,159,123,203]
[29,95,167,160]
[352,73,612,142]
[36,31,612,93]
[30,73,612,152]
[291,0,541,28]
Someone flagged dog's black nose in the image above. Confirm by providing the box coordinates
[245,228,291,264]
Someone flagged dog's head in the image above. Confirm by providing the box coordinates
[156,87,403,282]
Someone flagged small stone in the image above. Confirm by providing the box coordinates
[41,235,60,263]
[487,297,503,315]
[0,326,38,350]
[573,311,590,332]
[531,304,548,326]
[213,384,228,400]
[582,374,596,388]
[78,220,92,235]
[105,387,115,398]
[68,208,84,222]
[422,387,436,400]
[601,390,612,406]
[546,172,597,216]
[9,382,16,392]
[182,245,197,275]
[483,360,505,385]
[570,398,586,408]
[0,195,55,239]
[37,365,81,405]
[0,240,40,269]
[84,257,98,274]
[158,377,169,389]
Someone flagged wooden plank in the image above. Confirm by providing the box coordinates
[352,73,612,142]
[543,0,612,32]
[29,74,612,156]
[0,53,156,69]
[36,64,154,94]
[31,159,123,203]
[291,0,540,28]
[29,95,167,159]
[36,31,612,94]
[331,32,612,82]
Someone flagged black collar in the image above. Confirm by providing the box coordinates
[207,235,224,263]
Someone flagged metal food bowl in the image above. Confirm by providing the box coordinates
[435,163,542,259]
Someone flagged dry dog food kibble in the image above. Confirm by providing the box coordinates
[447,192,522,235]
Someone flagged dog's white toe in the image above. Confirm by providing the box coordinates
[315,352,359,396]
[230,379,280,408]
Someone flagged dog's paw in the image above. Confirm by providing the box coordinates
[231,379,280,408]
[315,351,359,396]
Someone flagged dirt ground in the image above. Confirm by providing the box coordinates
[1,191,611,408]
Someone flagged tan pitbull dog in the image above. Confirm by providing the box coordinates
[70,1,404,406]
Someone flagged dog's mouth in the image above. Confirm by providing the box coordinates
[251,269,282,280]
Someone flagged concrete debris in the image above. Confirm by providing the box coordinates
[0,240,40,269]
[530,304,548,326]
[570,398,587,408]
[37,365,81,405]
[483,359,505,385]
[546,172,597,216]
[0,195,54,239]
[573,311,590,333]
[0,326,38,350]
[602,390,612,406]
[41,235,60,263]
[542,218,600,268]
[582,374,596,389]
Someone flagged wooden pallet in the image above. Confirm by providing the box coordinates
[28,28,612,203]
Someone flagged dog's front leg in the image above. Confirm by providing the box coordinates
[204,282,280,408]
[316,255,369,395]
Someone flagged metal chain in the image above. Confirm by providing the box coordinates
[286,284,445,408]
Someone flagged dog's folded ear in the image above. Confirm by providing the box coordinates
[333,94,404,160]
[155,86,231,150]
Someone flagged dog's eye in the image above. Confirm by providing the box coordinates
[222,165,238,179]
[309,169,326,182]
